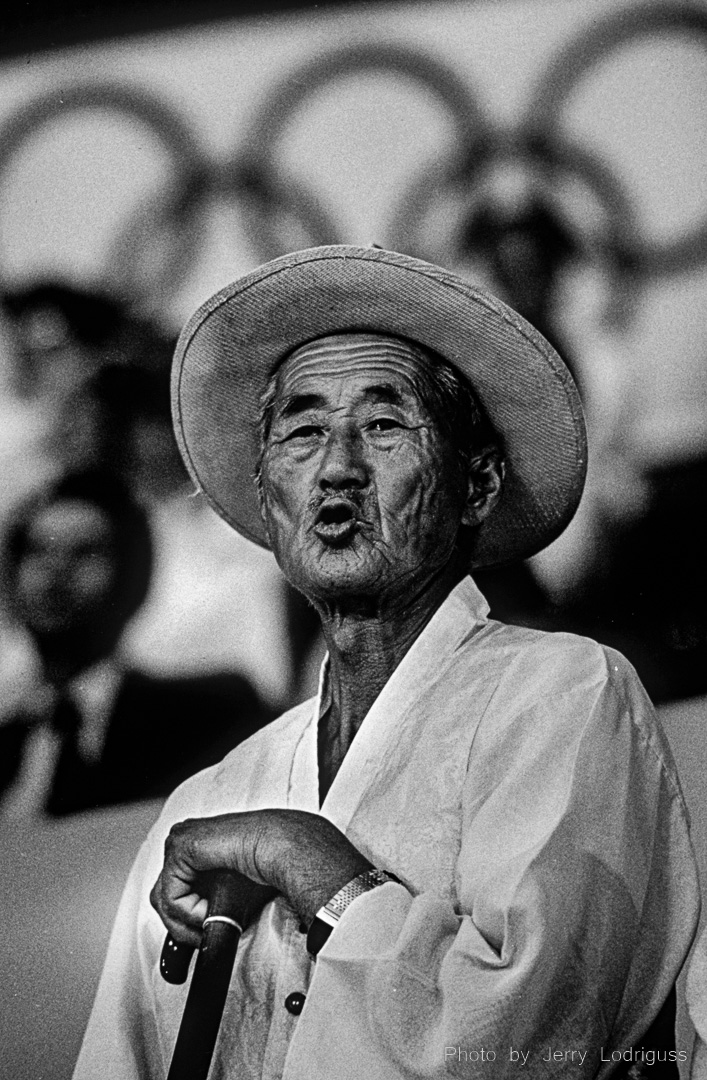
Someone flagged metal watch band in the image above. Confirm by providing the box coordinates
[306,869,399,959]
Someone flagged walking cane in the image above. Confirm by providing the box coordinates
[160,870,276,1080]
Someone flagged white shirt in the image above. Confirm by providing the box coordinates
[73,576,699,1079]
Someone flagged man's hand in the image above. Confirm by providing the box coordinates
[149,809,372,947]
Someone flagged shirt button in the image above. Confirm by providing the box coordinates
[285,992,306,1016]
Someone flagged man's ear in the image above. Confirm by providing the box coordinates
[461,447,505,528]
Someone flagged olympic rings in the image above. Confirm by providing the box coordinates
[0,4,703,314]
[0,82,204,302]
[526,2,707,273]
[243,41,491,167]
[393,3,707,289]
[238,41,491,261]
[0,80,343,309]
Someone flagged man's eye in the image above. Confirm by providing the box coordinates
[288,424,322,440]
[368,418,402,433]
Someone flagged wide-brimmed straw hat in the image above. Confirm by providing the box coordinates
[171,245,587,568]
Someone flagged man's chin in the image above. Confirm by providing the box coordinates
[288,545,385,602]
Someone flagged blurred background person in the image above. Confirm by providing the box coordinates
[0,469,269,819]
[452,180,707,705]
[0,282,310,712]
[0,282,166,520]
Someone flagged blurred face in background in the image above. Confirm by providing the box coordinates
[13,306,98,402]
[13,498,118,636]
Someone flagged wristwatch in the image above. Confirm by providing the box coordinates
[306,868,400,958]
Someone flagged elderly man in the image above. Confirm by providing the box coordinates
[74,247,698,1079]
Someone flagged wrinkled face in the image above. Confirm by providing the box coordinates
[14,499,117,634]
[258,334,471,604]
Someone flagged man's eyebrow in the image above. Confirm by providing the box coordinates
[274,383,408,418]
[275,393,326,419]
[361,383,407,405]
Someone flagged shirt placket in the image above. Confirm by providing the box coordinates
[260,910,315,1080]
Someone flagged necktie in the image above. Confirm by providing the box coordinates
[45,693,95,816]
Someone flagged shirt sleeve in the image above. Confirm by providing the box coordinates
[283,650,699,1080]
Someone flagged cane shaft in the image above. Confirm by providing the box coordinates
[165,871,276,1080]
[166,916,241,1080]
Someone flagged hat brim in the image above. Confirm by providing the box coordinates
[172,245,587,568]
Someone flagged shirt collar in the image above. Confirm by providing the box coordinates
[68,656,123,720]
[67,657,123,762]
[290,574,490,820]
[316,573,489,716]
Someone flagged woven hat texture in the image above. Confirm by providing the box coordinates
[172,245,587,567]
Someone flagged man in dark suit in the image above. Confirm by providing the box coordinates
[0,470,268,818]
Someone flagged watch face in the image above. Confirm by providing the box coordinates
[309,870,401,958]
[306,916,333,959]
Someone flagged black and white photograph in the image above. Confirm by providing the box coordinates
[0,1,706,1077]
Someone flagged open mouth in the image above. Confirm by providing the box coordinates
[313,499,359,544]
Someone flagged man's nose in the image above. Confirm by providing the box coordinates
[318,424,368,490]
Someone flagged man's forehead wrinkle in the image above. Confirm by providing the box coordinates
[274,352,428,403]
[265,334,442,431]
[285,331,428,364]
[277,332,433,385]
